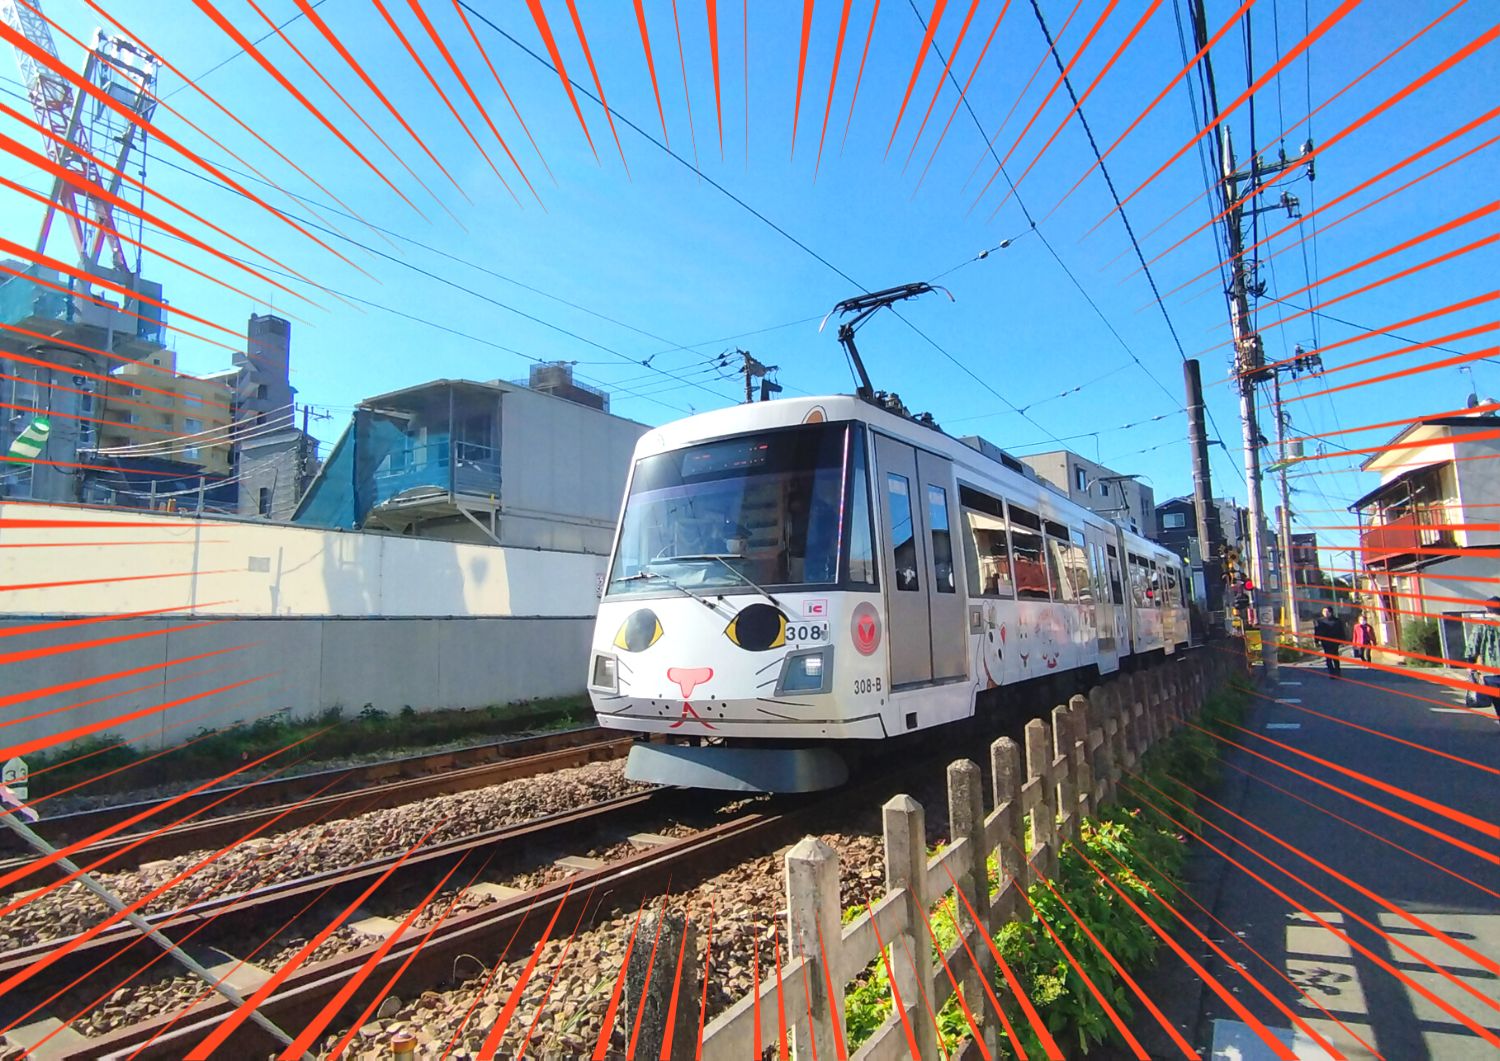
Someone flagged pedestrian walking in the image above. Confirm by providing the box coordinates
[1313,606,1347,677]
[1464,596,1500,709]
[1352,614,1377,662]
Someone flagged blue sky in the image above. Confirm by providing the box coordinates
[2,0,1496,557]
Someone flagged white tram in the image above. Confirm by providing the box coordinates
[587,395,1191,792]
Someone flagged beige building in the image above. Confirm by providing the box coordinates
[95,348,237,475]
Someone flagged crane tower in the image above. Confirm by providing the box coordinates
[0,0,158,284]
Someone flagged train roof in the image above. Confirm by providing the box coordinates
[632,395,1183,565]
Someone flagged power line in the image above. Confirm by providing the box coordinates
[161,0,328,99]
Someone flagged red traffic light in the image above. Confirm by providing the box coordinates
[1243,580,1255,592]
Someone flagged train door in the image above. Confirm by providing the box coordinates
[1088,530,1119,672]
[874,436,967,687]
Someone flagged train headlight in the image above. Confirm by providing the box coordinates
[776,647,832,695]
[591,653,618,693]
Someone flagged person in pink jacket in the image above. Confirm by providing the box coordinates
[1351,614,1377,662]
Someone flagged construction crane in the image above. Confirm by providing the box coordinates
[0,0,158,284]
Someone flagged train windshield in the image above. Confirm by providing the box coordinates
[607,422,852,597]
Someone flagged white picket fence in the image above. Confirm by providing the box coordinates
[700,650,1245,1060]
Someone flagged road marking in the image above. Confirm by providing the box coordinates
[1265,723,1302,730]
[1275,698,1302,704]
[1431,707,1486,715]
[1279,681,1303,687]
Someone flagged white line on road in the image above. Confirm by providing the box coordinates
[1275,698,1302,704]
[1265,723,1302,730]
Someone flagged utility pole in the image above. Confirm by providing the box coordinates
[738,350,770,404]
[1184,359,1224,629]
[296,404,331,502]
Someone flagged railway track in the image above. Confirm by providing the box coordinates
[1,726,630,874]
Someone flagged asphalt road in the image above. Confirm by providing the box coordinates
[1125,657,1499,1060]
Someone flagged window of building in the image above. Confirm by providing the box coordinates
[1162,511,1186,529]
[1075,466,1088,492]
[256,384,268,401]
[183,418,202,460]
[1099,482,1109,497]
[258,487,271,516]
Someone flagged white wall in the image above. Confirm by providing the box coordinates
[0,501,608,618]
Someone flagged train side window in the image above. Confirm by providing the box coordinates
[927,484,955,593]
[1009,505,1049,601]
[1106,544,1123,606]
[962,508,1014,598]
[846,427,877,585]
[1071,531,1093,604]
[1128,553,1148,607]
[1151,562,1164,607]
[887,473,919,591]
[1045,534,1072,601]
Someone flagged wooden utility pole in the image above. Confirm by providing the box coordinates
[1184,359,1224,627]
[738,350,774,404]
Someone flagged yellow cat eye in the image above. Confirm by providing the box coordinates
[724,604,787,652]
[614,609,664,652]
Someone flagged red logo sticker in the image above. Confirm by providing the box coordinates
[803,599,828,619]
[851,602,881,656]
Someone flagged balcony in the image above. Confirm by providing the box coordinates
[1361,506,1454,566]
[371,438,501,509]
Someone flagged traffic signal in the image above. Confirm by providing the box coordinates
[1243,580,1254,592]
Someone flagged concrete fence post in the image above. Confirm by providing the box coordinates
[786,837,845,1061]
[1051,704,1077,845]
[1025,718,1058,877]
[947,759,998,1059]
[626,906,697,1061]
[991,736,1026,915]
[1070,694,1095,820]
[884,794,938,1061]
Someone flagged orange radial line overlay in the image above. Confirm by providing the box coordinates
[0,118,321,313]
[1129,0,1475,280]
[0,171,313,318]
[914,896,989,1058]
[281,859,469,1057]
[706,0,724,156]
[959,0,1083,197]
[479,882,578,1059]
[1027,868,1195,1058]
[440,890,543,1057]
[292,0,473,204]
[1127,776,1500,1045]
[790,0,815,157]
[1187,718,1499,865]
[1041,0,1252,222]
[943,865,1062,1058]
[515,890,600,1059]
[1091,0,1359,232]
[912,0,1012,195]
[627,902,668,1058]
[522,0,599,161]
[1222,759,1500,904]
[901,0,982,172]
[240,0,458,224]
[22,0,364,247]
[0,238,239,346]
[1014,876,1148,1059]
[1173,775,1500,982]
[185,819,450,1058]
[76,0,374,234]
[633,0,672,147]
[367,0,520,205]
[864,901,925,1059]
[1159,15,1500,264]
[813,0,855,178]
[452,2,557,185]
[884,0,949,159]
[1069,839,1298,1060]
[404,0,544,206]
[973,0,1121,209]
[560,0,627,173]
[695,901,717,1056]
[669,0,701,169]
[0,11,366,275]
[936,865,1027,1057]
[838,0,881,152]
[992,0,1163,210]
[1091,841,1342,1056]
[591,901,647,1060]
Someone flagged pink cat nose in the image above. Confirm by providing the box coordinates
[667,666,713,698]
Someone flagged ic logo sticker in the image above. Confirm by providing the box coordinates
[851,602,881,656]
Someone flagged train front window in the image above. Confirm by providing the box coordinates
[608,422,851,596]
